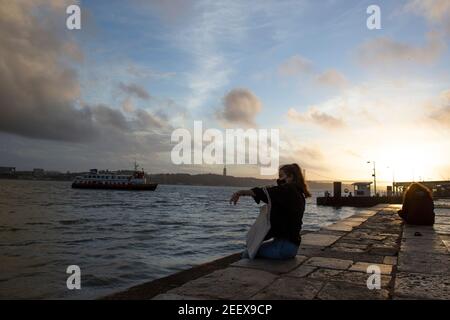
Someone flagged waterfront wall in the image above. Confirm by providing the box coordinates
[104,204,449,300]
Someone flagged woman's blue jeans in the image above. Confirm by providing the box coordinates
[255,238,299,259]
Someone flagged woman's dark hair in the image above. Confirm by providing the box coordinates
[280,163,312,198]
[403,182,433,202]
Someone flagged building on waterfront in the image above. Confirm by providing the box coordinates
[0,167,16,174]
[352,182,372,197]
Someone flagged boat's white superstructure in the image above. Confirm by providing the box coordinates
[72,164,157,191]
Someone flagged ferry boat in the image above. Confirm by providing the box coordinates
[71,163,158,191]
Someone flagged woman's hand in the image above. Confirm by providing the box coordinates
[229,189,256,205]
[229,191,241,205]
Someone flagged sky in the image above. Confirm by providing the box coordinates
[0,0,449,183]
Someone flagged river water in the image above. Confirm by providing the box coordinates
[0,179,363,299]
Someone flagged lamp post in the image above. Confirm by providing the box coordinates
[367,161,377,196]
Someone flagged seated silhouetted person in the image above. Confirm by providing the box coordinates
[398,183,435,226]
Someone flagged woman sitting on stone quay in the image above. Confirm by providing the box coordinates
[398,182,435,226]
[229,163,311,260]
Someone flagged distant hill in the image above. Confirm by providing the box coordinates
[2,170,339,190]
[148,173,336,189]
[148,173,273,187]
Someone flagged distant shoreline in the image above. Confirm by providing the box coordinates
[0,174,341,189]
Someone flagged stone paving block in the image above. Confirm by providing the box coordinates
[440,234,450,241]
[342,231,388,244]
[352,212,376,219]
[401,238,448,254]
[331,247,367,254]
[152,293,204,300]
[363,225,401,234]
[286,265,317,278]
[304,249,385,264]
[323,223,353,232]
[349,262,393,275]
[435,216,450,225]
[251,277,324,300]
[335,236,378,246]
[297,246,326,257]
[381,237,401,246]
[434,224,450,235]
[305,257,353,270]
[167,267,277,300]
[344,217,369,222]
[308,269,391,288]
[434,208,450,216]
[369,245,398,256]
[332,242,369,253]
[307,268,342,279]
[383,256,398,265]
[312,229,348,237]
[379,232,400,237]
[394,272,450,300]
[231,256,308,274]
[342,220,365,227]
[366,235,388,241]
[301,233,341,247]
[335,271,391,289]
[443,240,450,251]
[398,251,449,275]
[317,281,389,300]
[402,226,439,240]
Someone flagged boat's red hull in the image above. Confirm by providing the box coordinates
[71,182,158,191]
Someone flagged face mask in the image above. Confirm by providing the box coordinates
[277,178,286,186]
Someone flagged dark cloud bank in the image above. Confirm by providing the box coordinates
[0,1,174,170]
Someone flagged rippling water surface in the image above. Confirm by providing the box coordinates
[0,180,363,299]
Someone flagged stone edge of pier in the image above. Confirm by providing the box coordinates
[102,204,449,300]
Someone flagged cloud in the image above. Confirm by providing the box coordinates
[0,1,171,146]
[86,104,169,132]
[405,0,450,23]
[91,105,130,131]
[122,98,135,113]
[118,82,151,100]
[287,107,346,129]
[357,32,445,67]
[429,89,450,127]
[278,54,313,77]
[278,143,327,174]
[345,149,364,159]
[0,0,101,142]
[216,88,262,127]
[278,56,348,91]
[404,1,450,41]
[133,109,166,130]
[293,146,324,161]
[315,69,348,89]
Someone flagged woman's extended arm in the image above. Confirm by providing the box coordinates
[229,189,256,205]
